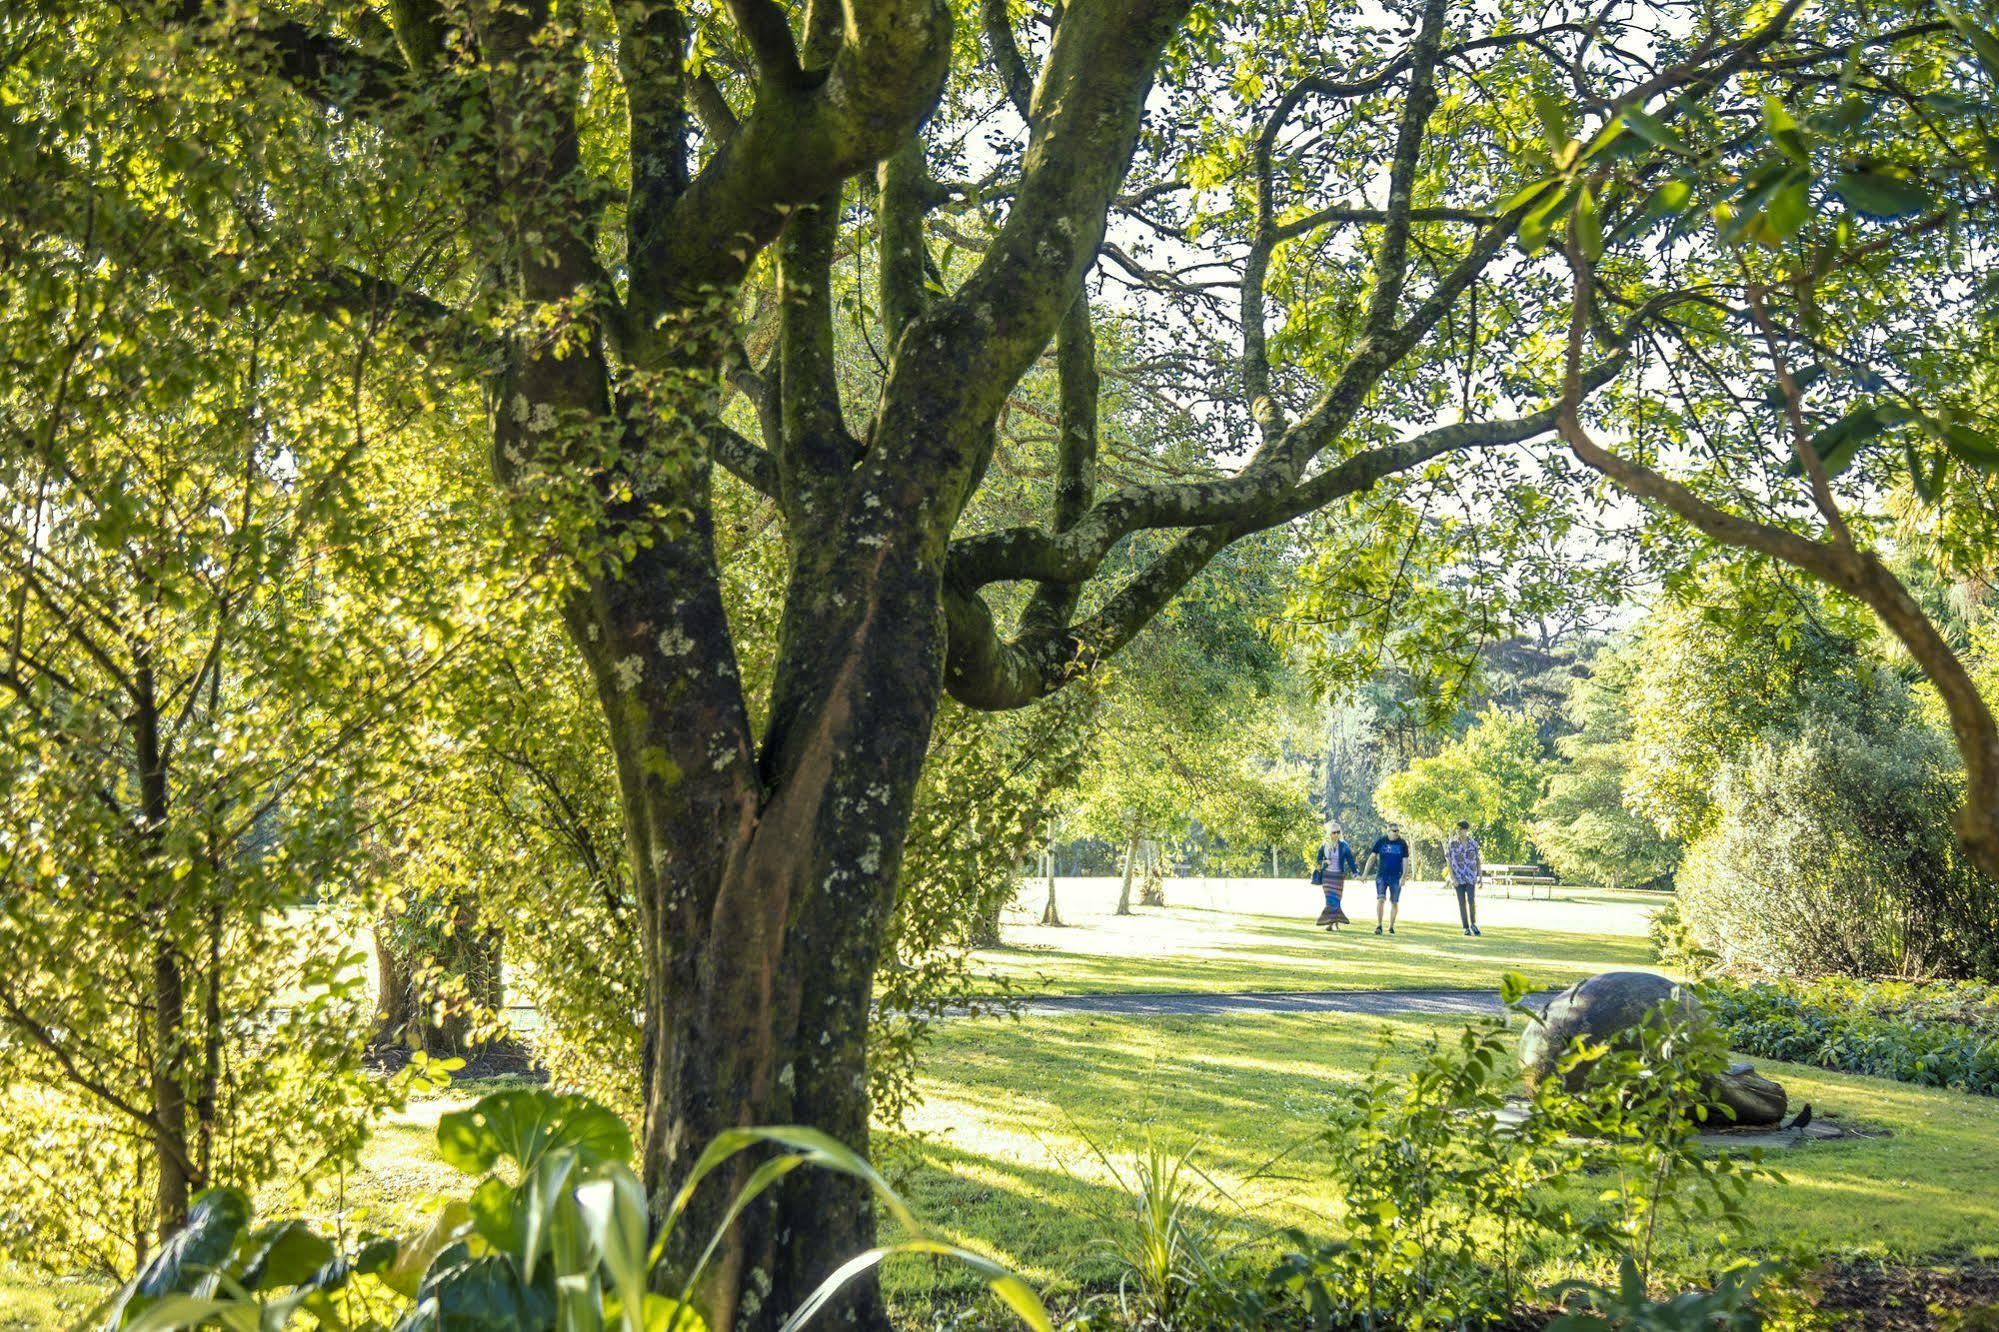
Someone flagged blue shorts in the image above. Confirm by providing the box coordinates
[1376,878,1403,903]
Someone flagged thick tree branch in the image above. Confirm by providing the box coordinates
[624,0,951,323]
[1555,241,1999,880]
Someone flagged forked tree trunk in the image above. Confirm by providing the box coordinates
[1114,819,1140,915]
[1038,836,1064,927]
[565,490,948,1332]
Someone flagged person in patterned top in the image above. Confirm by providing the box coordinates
[1445,820,1483,937]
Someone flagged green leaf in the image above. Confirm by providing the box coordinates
[1494,175,1560,214]
[1533,92,1574,154]
[1517,180,1581,256]
[1762,95,1810,166]
[121,1189,253,1310]
[1620,178,1695,239]
[438,1090,633,1175]
[1762,178,1811,243]
[1621,106,1687,155]
[1944,7,1999,83]
[234,1221,337,1292]
[415,1246,557,1332]
[1499,972,1534,1007]
[777,1240,1053,1332]
[1832,168,1933,219]
[1787,404,1890,478]
[573,1167,652,1332]
[1574,185,1603,260]
[1928,417,1999,472]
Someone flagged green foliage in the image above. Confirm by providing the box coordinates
[1531,645,1680,889]
[1207,981,1778,1330]
[1375,707,1547,863]
[1625,566,1884,843]
[97,1089,1052,1332]
[1700,977,1999,1096]
[1536,998,1776,1290]
[1675,693,1999,980]
[1548,1257,1783,1332]
[1262,1016,1584,1330]
[1075,1133,1225,1327]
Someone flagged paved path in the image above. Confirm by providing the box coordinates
[996,987,1529,1019]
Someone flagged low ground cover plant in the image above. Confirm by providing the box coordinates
[1700,977,1999,1097]
[96,1089,1048,1332]
[1122,979,1786,1331]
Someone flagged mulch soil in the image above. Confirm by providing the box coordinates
[1805,1261,1999,1330]
[363,1037,548,1083]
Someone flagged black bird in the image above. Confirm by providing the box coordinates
[1786,1103,1814,1134]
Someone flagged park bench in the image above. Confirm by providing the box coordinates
[1485,863,1561,899]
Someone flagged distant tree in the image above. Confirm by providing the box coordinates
[1530,644,1680,888]
[1375,707,1546,863]
[1625,564,1881,843]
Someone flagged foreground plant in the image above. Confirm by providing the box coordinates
[96,1088,1048,1332]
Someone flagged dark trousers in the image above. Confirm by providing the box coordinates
[1454,881,1477,929]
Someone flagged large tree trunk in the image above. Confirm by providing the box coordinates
[565,475,946,1330]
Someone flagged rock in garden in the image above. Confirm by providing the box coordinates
[1519,970,1698,1091]
[1518,970,1788,1127]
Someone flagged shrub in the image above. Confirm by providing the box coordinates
[1676,711,1999,981]
[1197,980,1781,1332]
[1700,977,1999,1096]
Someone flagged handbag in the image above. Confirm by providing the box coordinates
[1310,865,1325,885]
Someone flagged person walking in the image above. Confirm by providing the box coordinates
[1365,823,1411,935]
[1313,827,1357,929]
[1446,820,1483,936]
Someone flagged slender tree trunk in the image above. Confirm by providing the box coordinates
[1114,820,1140,915]
[133,664,191,1239]
[1139,841,1166,907]
[1039,834,1064,927]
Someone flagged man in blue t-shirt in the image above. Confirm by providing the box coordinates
[1366,824,1411,935]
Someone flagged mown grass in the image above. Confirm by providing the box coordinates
[881,1009,1999,1315]
[10,888,1994,1329]
[971,882,1667,996]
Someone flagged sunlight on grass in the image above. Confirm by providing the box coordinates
[881,1010,1999,1311]
[972,880,1667,996]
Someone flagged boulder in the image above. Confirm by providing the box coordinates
[1518,970,1788,1127]
[1519,971,1697,1092]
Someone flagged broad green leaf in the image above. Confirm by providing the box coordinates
[1533,92,1573,154]
[234,1221,337,1292]
[1832,168,1933,219]
[384,1201,473,1300]
[438,1090,633,1175]
[1621,105,1687,154]
[1574,185,1603,260]
[117,1188,253,1316]
[1762,178,1811,242]
[416,1245,557,1332]
[1762,95,1810,165]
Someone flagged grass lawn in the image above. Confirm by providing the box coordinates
[882,1009,1999,1313]
[972,877,1667,996]
[9,884,1997,1329]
